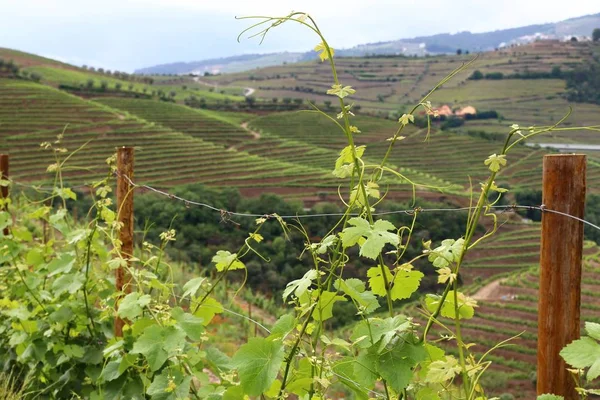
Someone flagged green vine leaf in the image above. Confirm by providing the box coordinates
[333,145,365,178]
[117,292,151,320]
[425,291,477,320]
[335,278,380,314]
[425,355,462,383]
[312,290,346,321]
[341,218,399,260]
[182,277,206,298]
[353,351,378,389]
[426,238,464,268]
[131,325,186,371]
[314,42,335,61]
[327,84,356,99]
[366,265,393,297]
[560,335,600,381]
[282,269,318,300]
[212,250,245,271]
[536,395,564,400]
[193,296,223,326]
[171,307,205,341]
[586,321,600,341]
[484,153,507,172]
[390,265,424,300]
[231,337,285,396]
[52,272,85,296]
[350,316,412,350]
[378,340,425,393]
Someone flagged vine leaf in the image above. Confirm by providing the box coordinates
[52,272,85,296]
[484,153,507,172]
[171,307,204,341]
[212,250,245,271]
[327,84,356,98]
[378,340,425,393]
[350,316,412,350]
[341,218,399,260]
[425,355,462,383]
[353,351,378,389]
[333,145,365,178]
[390,264,424,300]
[586,321,600,341]
[426,238,464,268]
[425,291,477,320]
[335,278,380,314]
[560,335,600,380]
[193,296,223,326]
[312,290,346,321]
[131,325,186,371]
[182,277,206,298]
[314,42,335,61]
[366,265,393,297]
[282,269,318,300]
[231,337,285,396]
[146,369,192,400]
[117,292,151,320]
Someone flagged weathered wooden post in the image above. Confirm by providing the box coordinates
[0,154,9,236]
[115,147,135,337]
[537,154,586,399]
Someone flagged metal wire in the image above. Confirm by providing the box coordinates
[8,176,600,233]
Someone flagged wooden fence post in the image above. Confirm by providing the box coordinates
[537,154,586,399]
[1,154,9,236]
[115,147,135,337]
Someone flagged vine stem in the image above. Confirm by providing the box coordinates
[83,223,99,338]
[278,304,315,397]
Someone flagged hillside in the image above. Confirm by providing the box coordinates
[2,39,600,399]
[135,12,600,74]
[2,42,600,198]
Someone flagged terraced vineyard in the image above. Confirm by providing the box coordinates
[0,80,334,189]
[249,110,600,194]
[94,98,255,148]
[398,218,600,399]
[210,41,600,144]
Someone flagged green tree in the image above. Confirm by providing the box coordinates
[469,70,484,80]
[456,48,463,55]
[593,28,600,42]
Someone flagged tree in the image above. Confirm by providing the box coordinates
[100,80,108,90]
[570,36,578,42]
[593,28,600,42]
[115,82,122,91]
[469,70,484,80]
[456,49,462,55]
[86,79,94,89]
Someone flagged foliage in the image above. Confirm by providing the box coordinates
[564,60,600,105]
[1,11,597,400]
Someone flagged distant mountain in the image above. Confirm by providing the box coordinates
[135,12,600,75]
[135,52,310,75]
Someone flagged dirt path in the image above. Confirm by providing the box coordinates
[241,121,261,139]
[471,278,508,301]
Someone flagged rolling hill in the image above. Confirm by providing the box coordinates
[2,33,600,399]
[135,12,600,75]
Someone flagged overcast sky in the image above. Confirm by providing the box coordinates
[1,0,598,72]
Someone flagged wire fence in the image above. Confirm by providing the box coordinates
[8,175,600,232]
